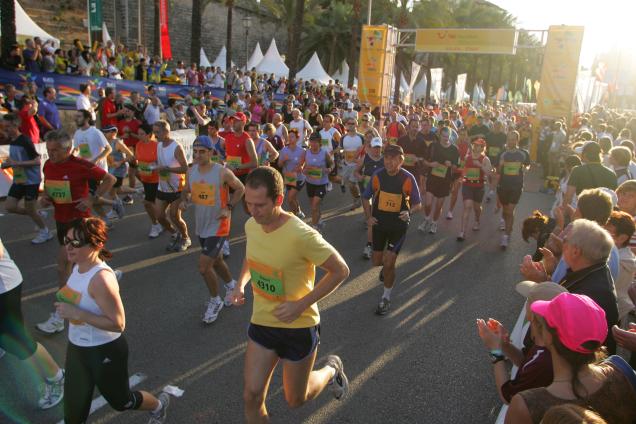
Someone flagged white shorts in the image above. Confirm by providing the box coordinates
[339,163,359,183]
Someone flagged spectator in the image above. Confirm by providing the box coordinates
[522,210,557,262]
[38,87,61,135]
[3,84,21,112]
[107,56,122,79]
[76,84,96,121]
[564,141,617,206]
[605,211,636,324]
[608,146,633,184]
[143,94,162,125]
[54,49,67,74]
[22,39,41,73]
[2,44,23,71]
[542,404,607,424]
[101,87,123,128]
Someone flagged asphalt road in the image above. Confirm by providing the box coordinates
[1,170,552,424]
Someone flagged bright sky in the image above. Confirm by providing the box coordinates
[490,0,636,67]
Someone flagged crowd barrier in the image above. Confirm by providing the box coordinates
[0,129,197,198]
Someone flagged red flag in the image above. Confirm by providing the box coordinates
[159,0,172,60]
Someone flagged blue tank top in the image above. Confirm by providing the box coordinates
[108,140,128,178]
[280,145,306,186]
[255,138,269,165]
[304,148,329,185]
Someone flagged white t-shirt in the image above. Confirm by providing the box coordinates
[143,104,161,125]
[73,126,109,170]
[342,133,363,166]
[243,75,252,92]
[0,239,22,294]
[319,127,338,153]
[107,64,122,79]
[76,94,95,121]
[290,119,311,144]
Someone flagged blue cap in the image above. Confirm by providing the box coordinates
[193,135,214,149]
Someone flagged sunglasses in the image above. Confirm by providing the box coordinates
[63,236,87,248]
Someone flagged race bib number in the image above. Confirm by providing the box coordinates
[191,182,216,206]
[388,137,398,145]
[249,259,285,300]
[12,166,26,184]
[56,285,83,324]
[404,154,418,167]
[362,175,371,189]
[431,165,448,178]
[210,154,222,164]
[503,161,521,176]
[305,166,323,179]
[465,167,481,181]
[344,150,357,163]
[488,146,501,158]
[378,191,402,213]
[283,172,297,187]
[78,143,91,159]
[159,169,170,181]
[45,180,73,204]
[321,138,330,148]
[138,161,153,177]
[226,155,242,169]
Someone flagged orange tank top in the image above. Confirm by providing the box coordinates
[135,141,159,183]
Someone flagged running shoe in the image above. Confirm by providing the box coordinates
[296,210,306,219]
[222,239,231,258]
[486,189,495,203]
[175,237,192,252]
[166,233,180,252]
[114,269,123,281]
[148,392,170,424]
[202,298,223,324]
[35,313,64,334]
[500,234,509,250]
[112,198,126,219]
[122,195,134,205]
[379,267,384,282]
[327,182,333,192]
[362,244,372,260]
[149,224,163,239]
[106,209,118,220]
[472,222,480,231]
[499,218,505,231]
[457,232,465,242]
[223,281,236,307]
[31,228,54,244]
[375,298,391,315]
[446,211,453,220]
[340,184,346,193]
[418,218,431,233]
[318,220,326,232]
[429,222,438,234]
[325,355,349,400]
[38,370,64,410]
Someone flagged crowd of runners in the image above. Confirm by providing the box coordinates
[2,74,636,423]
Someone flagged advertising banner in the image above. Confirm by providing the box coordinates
[159,0,172,60]
[415,29,518,55]
[455,73,467,104]
[88,0,103,32]
[430,68,443,102]
[536,26,584,118]
[358,25,397,112]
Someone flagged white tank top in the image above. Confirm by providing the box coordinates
[60,262,121,347]
[275,123,285,140]
[319,127,337,153]
[157,140,184,193]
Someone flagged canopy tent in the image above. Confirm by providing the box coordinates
[200,48,211,67]
[255,39,289,78]
[245,42,264,71]
[296,52,332,85]
[210,46,235,71]
[0,0,60,46]
[332,60,349,84]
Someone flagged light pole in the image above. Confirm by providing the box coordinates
[242,16,252,70]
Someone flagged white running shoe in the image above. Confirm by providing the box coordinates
[106,209,118,220]
[472,222,480,231]
[31,228,54,245]
[38,370,64,410]
[325,355,349,400]
[499,218,505,231]
[112,199,125,219]
[500,234,509,249]
[148,392,170,424]
[36,313,64,334]
[203,298,224,324]
[327,182,333,192]
[446,211,453,220]
[34,210,49,230]
[148,223,163,238]
[362,244,372,259]
[418,218,431,233]
[429,221,438,234]
[223,282,236,307]
[222,239,230,258]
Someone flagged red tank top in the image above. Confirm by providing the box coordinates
[225,131,253,176]
[463,154,486,187]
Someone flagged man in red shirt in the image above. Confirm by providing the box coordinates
[100,87,123,128]
[224,112,258,184]
[35,129,116,335]
[18,95,40,143]
[117,105,141,195]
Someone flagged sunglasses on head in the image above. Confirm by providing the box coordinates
[63,236,87,248]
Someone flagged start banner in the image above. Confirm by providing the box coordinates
[415,28,518,55]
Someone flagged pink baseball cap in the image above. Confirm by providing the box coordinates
[531,293,607,354]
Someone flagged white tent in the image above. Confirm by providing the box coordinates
[255,39,289,78]
[0,0,60,46]
[332,60,349,84]
[210,46,235,71]
[296,52,332,85]
[245,42,264,71]
[200,48,211,67]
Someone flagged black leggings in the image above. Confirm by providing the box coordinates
[64,336,143,424]
[0,283,37,360]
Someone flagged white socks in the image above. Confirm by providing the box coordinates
[383,287,393,300]
[47,368,64,383]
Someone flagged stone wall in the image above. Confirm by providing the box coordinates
[101,0,288,67]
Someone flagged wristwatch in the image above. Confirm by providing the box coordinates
[489,349,505,364]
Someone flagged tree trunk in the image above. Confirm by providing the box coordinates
[190,0,202,65]
[1,0,17,59]
[425,54,432,105]
[485,55,493,95]
[154,0,161,56]
[226,1,233,71]
[347,0,361,88]
[287,0,305,79]
[328,35,337,75]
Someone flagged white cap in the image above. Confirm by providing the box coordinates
[370,137,383,147]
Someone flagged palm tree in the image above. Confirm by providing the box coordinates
[287,0,305,79]
[1,0,17,60]
[191,0,213,65]
[225,0,234,71]
[347,0,361,88]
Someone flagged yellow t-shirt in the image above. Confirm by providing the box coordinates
[246,215,336,329]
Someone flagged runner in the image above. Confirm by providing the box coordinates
[397,117,427,195]
[356,136,384,259]
[447,126,471,220]
[206,122,227,164]
[272,113,289,146]
[497,130,530,249]
[304,132,334,232]
[289,108,313,146]
[340,118,364,209]
[457,137,493,241]
[153,120,191,252]
[230,166,350,423]
[362,144,421,315]
[420,126,460,234]
[36,129,116,334]
[135,123,163,238]
[0,113,53,244]
[247,123,279,166]
[116,105,142,201]
[278,128,306,218]
[103,126,137,225]
[386,106,407,145]
[180,136,245,323]
[224,112,258,185]
[55,218,170,423]
[319,114,342,192]
[0,237,65,410]
[485,120,506,202]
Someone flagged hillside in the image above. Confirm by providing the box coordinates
[20,0,88,48]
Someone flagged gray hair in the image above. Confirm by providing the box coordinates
[566,219,613,264]
[44,130,72,149]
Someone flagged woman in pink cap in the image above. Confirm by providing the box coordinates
[505,292,636,424]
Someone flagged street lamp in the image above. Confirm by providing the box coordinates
[243,16,252,70]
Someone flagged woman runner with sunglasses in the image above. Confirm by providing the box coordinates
[55,218,171,423]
